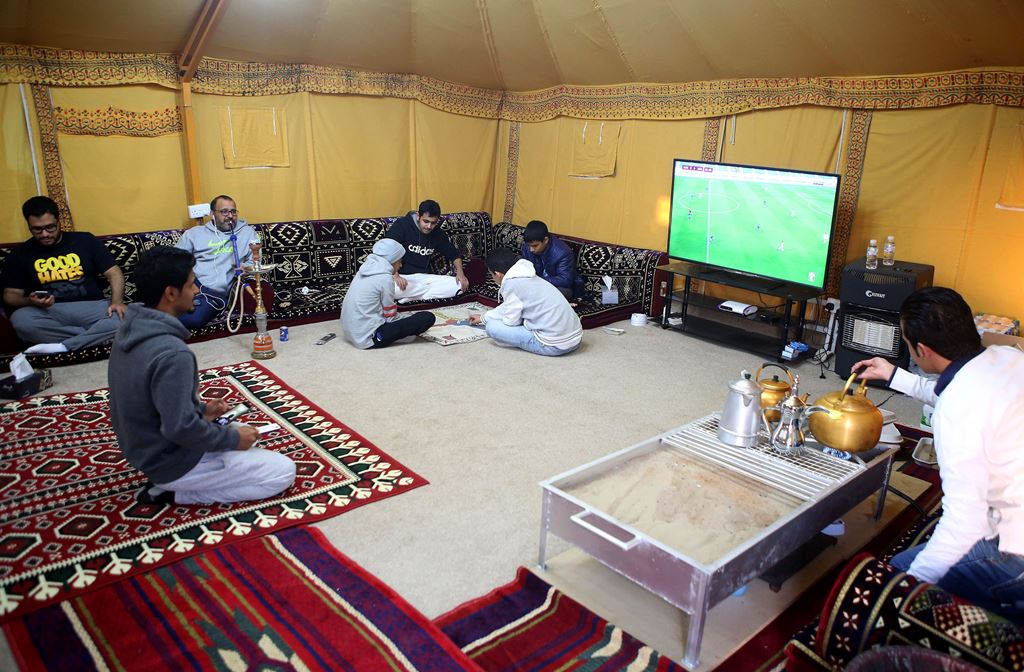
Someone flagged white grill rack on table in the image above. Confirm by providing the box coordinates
[660,413,863,502]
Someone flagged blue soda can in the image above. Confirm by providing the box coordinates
[279,326,289,342]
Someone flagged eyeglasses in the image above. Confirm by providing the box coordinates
[216,209,238,216]
[29,223,59,235]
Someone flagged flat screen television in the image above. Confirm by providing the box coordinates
[667,159,841,291]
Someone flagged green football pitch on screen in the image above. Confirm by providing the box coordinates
[668,175,836,287]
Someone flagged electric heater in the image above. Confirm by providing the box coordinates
[834,259,934,380]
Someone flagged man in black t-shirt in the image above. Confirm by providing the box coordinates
[1,196,126,354]
[384,199,468,302]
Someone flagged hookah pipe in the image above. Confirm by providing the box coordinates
[218,222,275,359]
[247,241,276,359]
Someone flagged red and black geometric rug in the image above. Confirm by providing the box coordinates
[436,566,684,671]
[0,361,426,623]
[6,527,476,671]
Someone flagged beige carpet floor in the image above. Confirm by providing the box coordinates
[0,317,925,669]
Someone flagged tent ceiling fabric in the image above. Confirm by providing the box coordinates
[2,0,1024,90]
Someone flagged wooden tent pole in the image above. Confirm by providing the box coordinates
[180,82,202,205]
[177,0,230,207]
[178,0,229,83]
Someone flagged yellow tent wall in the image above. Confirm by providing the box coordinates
[498,104,1024,319]
[0,84,40,236]
[2,50,1023,320]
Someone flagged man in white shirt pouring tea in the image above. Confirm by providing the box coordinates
[853,286,1024,620]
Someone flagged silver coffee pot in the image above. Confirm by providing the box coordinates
[718,369,763,448]
[761,374,828,456]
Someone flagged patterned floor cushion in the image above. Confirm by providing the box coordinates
[785,552,1024,670]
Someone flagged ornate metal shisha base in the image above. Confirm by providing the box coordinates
[251,312,277,359]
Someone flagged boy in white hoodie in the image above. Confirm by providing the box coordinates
[469,248,582,356]
[341,238,436,348]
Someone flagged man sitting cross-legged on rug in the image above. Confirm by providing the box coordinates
[468,248,582,356]
[342,238,436,348]
[853,286,1024,620]
[385,199,469,302]
[108,246,296,505]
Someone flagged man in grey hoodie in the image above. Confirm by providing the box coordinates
[469,248,582,356]
[108,246,295,505]
[341,238,436,348]
[174,195,258,330]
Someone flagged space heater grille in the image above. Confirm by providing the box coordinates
[841,311,902,358]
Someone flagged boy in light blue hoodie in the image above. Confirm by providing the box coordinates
[174,195,257,330]
[341,239,436,349]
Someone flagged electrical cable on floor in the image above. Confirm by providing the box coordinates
[875,392,897,408]
[796,297,833,378]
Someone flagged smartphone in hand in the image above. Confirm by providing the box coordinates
[30,290,51,298]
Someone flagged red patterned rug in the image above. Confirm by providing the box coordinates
[5,527,477,671]
[0,361,426,623]
[436,567,684,671]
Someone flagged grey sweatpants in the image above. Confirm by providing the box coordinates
[10,299,122,351]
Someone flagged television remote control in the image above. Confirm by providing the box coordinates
[314,332,336,345]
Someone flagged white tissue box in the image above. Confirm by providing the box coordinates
[601,289,619,305]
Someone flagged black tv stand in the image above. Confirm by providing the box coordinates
[657,261,821,362]
[685,268,787,294]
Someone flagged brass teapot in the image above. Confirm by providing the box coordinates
[754,363,794,423]
[807,373,884,453]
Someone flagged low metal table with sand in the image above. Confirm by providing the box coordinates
[537,414,896,668]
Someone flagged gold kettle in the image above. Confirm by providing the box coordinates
[755,363,795,423]
[807,373,884,453]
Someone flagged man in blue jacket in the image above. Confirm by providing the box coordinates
[520,220,581,300]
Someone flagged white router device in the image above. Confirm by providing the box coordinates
[718,300,757,316]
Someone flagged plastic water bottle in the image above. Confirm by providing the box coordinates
[865,239,879,269]
[882,235,896,266]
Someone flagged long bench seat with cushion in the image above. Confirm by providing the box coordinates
[0,212,669,369]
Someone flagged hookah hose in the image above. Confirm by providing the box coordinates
[225,228,248,334]
[226,273,247,334]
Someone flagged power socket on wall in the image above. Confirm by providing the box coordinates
[187,203,211,219]
[822,297,840,313]
[809,296,840,317]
